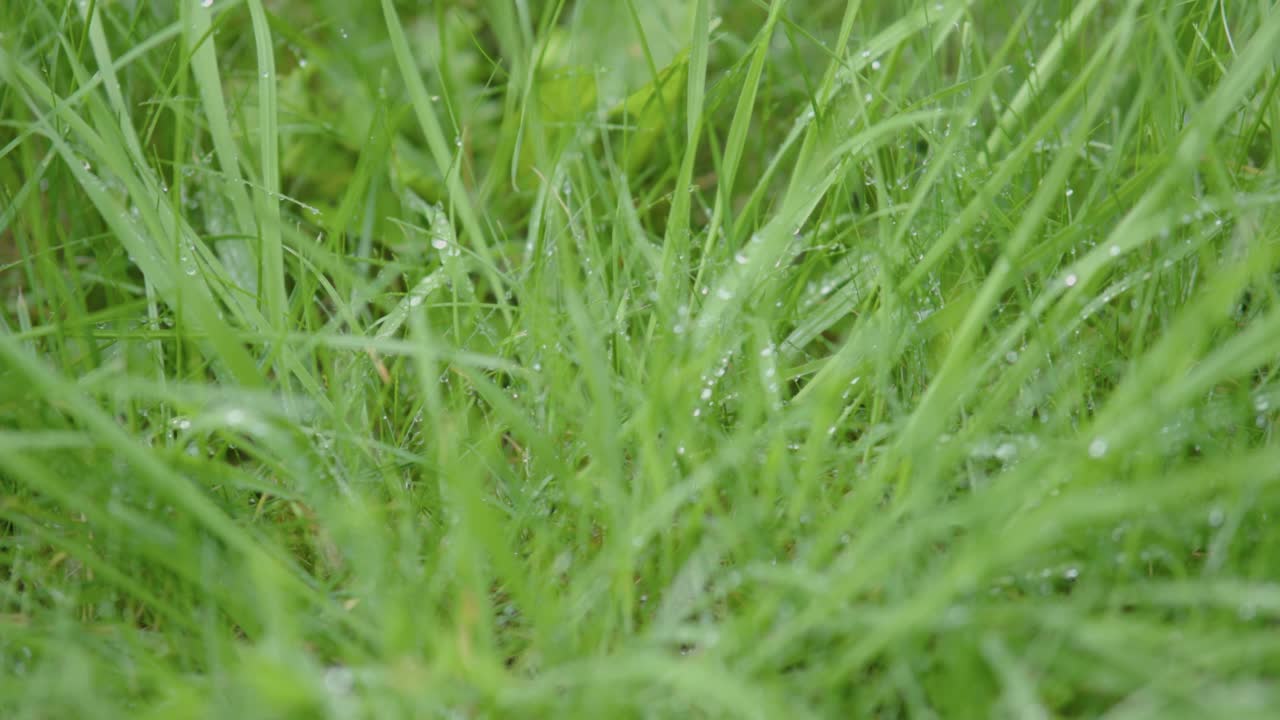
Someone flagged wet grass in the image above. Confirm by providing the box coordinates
[2,0,1280,717]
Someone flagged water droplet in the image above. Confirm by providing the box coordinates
[1208,506,1225,528]
[1064,273,1078,288]
[431,238,449,250]
[1065,188,1074,197]
[201,0,213,6]
[323,667,353,696]
[871,60,882,71]
[700,388,712,401]
[1088,437,1108,458]
[734,252,749,265]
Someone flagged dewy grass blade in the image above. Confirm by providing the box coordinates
[694,0,786,292]
[380,0,511,322]
[661,0,710,301]
[244,0,288,340]
[186,0,259,292]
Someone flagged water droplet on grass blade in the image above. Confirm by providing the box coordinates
[1208,506,1225,527]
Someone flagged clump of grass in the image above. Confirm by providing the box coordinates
[2,0,1279,717]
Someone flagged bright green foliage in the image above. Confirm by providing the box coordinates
[2,0,1280,717]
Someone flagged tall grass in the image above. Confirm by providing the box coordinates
[2,0,1279,717]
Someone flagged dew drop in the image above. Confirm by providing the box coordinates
[1088,437,1108,458]
[324,667,353,696]
[1208,506,1225,528]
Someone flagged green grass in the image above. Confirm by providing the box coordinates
[2,0,1279,716]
